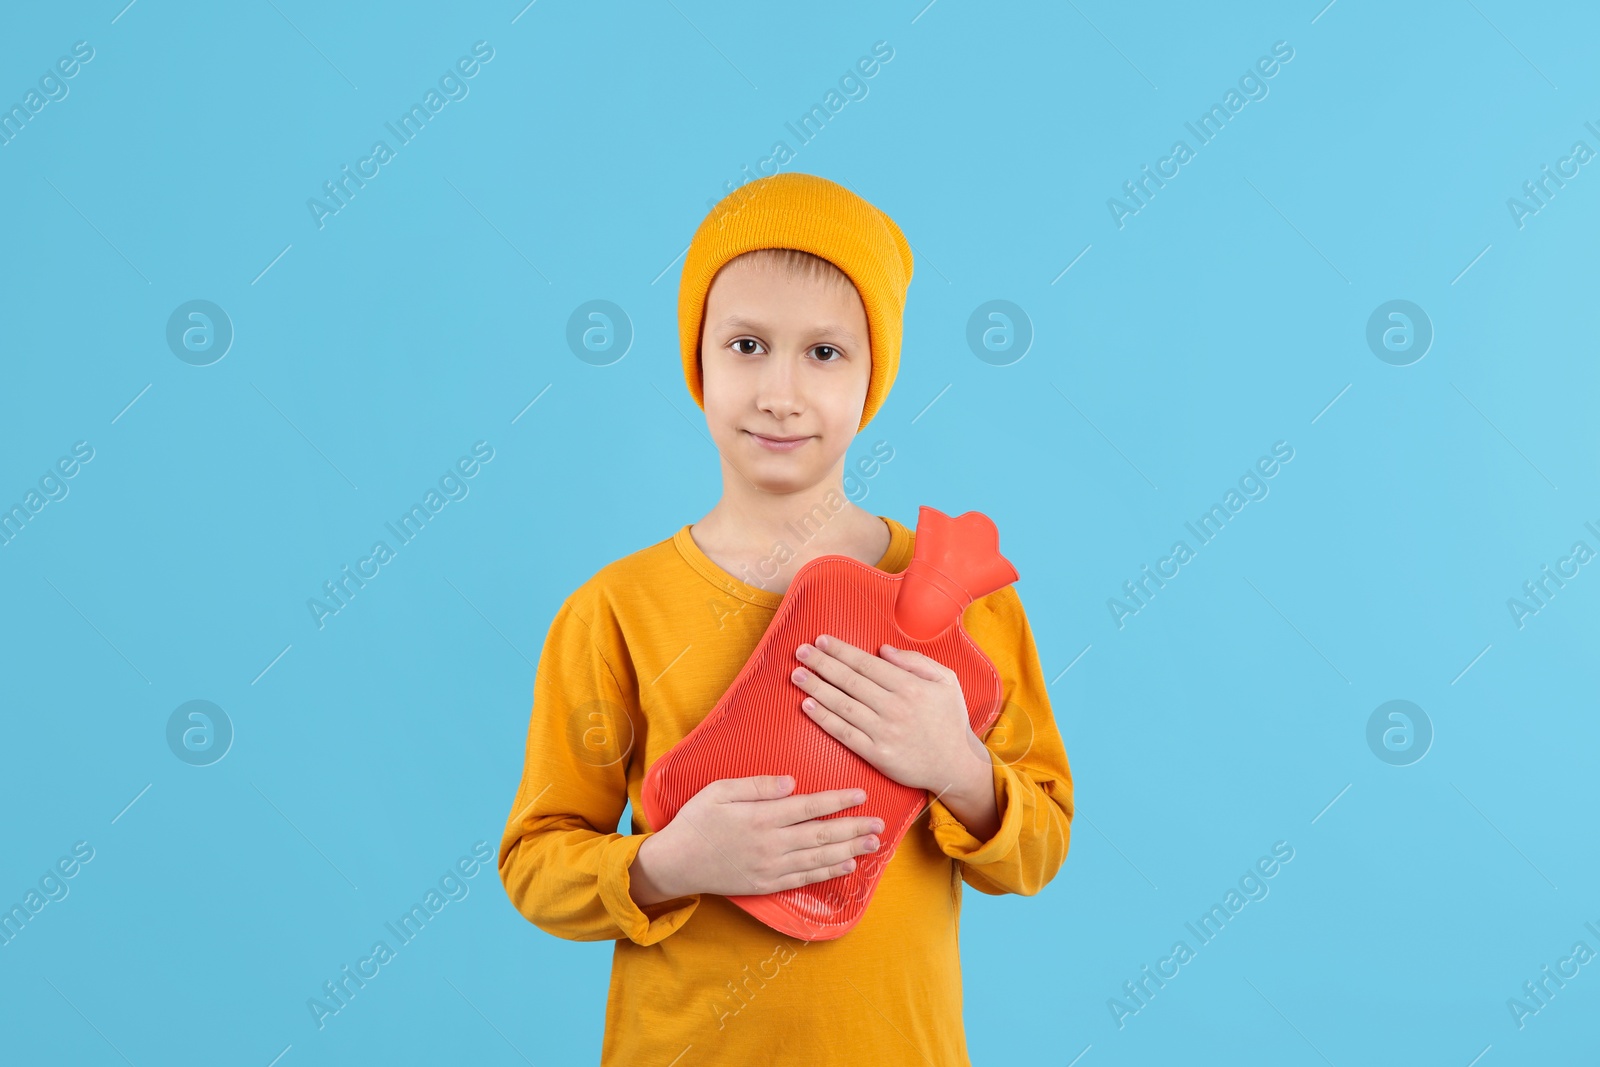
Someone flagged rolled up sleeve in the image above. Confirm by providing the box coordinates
[926,586,1074,896]
[498,599,701,945]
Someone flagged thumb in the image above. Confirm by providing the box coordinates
[717,774,795,802]
[883,643,954,683]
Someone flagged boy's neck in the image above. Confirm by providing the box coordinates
[691,490,890,593]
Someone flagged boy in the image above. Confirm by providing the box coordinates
[497,171,1073,1064]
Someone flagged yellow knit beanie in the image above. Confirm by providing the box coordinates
[678,172,914,433]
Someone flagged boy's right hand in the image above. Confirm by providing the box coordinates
[632,775,884,902]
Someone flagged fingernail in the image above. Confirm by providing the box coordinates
[792,667,809,682]
[816,634,830,650]
[796,644,811,660]
[871,819,885,832]
[843,858,856,871]
[864,838,879,851]
[853,790,867,803]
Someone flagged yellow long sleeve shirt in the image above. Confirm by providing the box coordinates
[497,514,1074,1065]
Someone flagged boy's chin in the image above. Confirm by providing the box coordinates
[730,463,830,497]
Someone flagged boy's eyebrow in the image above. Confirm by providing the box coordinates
[714,315,861,347]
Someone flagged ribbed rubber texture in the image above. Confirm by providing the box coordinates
[640,510,1016,941]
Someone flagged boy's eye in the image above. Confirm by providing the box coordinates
[729,339,842,360]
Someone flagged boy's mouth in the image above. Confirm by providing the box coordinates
[745,430,812,452]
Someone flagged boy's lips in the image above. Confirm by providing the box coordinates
[745,430,812,452]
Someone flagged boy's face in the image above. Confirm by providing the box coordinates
[699,255,872,496]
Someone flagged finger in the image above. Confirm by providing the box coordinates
[793,659,883,735]
[880,643,957,684]
[767,851,864,893]
[778,831,881,880]
[793,671,877,747]
[780,813,883,856]
[766,786,870,828]
[712,774,796,803]
[808,634,905,694]
[796,646,896,713]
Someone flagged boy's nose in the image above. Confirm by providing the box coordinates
[754,352,802,414]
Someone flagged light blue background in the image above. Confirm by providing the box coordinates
[2,1,1596,1063]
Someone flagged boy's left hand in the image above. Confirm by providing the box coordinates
[790,633,989,794]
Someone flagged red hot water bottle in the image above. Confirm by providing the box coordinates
[640,505,1019,941]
